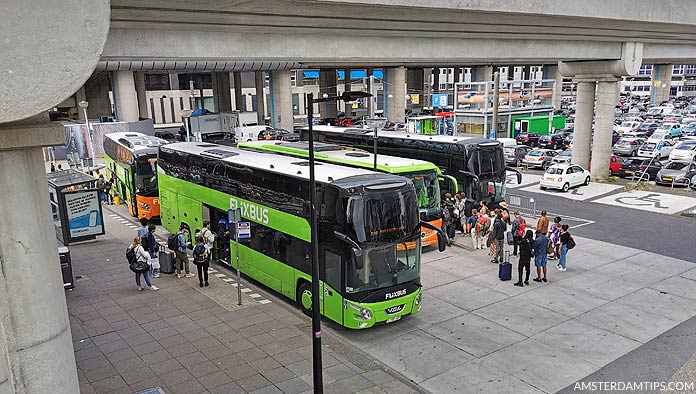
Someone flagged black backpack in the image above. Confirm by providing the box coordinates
[126,247,137,265]
[192,244,208,265]
[167,233,179,250]
[566,235,576,250]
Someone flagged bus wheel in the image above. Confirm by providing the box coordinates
[297,282,313,317]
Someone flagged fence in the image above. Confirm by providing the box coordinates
[506,193,536,217]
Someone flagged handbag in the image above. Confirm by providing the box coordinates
[129,259,150,273]
[149,255,160,269]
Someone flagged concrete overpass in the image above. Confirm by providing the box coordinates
[2,3,696,393]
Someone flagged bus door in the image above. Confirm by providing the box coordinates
[438,174,458,196]
[321,246,344,325]
[126,170,138,217]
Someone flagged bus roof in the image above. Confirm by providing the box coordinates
[105,132,169,156]
[308,125,499,147]
[238,140,439,174]
[161,142,406,185]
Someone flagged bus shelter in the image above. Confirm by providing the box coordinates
[406,116,444,135]
[47,169,105,245]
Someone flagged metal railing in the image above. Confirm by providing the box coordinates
[506,193,536,217]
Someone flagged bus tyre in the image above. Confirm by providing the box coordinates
[297,282,313,317]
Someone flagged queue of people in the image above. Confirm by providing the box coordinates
[442,197,577,287]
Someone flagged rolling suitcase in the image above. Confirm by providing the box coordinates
[498,251,512,281]
[159,250,175,274]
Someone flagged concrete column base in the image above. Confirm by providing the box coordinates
[270,70,294,132]
[572,80,596,169]
[591,80,620,179]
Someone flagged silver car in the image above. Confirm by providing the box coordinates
[655,161,696,186]
[613,137,645,157]
[552,149,573,164]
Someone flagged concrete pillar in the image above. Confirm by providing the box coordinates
[572,80,596,169]
[319,70,338,120]
[0,114,79,393]
[652,64,672,105]
[269,70,293,132]
[169,73,180,91]
[113,71,139,122]
[386,66,407,123]
[134,72,148,119]
[591,79,620,179]
[549,64,564,109]
[212,72,233,113]
[75,87,87,121]
[233,72,243,112]
[474,66,494,82]
[255,72,266,124]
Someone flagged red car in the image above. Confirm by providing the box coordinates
[589,155,625,175]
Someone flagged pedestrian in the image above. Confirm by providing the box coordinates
[442,199,456,241]
[97,174,107,203]
[477,212,491,251]
[491,211,506,263]
[537,210,549,235]
[468,208,479,248]
[510,211,526,256]
[192,234,210,287]
[145,224,160,278]
[514,230,534,287]
[137,217,149,240]
[217,217,231,261]
[479,201,488,216]
[533,230,548,283]
[557,224,574,272]
[174,225,194,278]
[104,173,114,204]
[201,220,216,253]
[129,236,159,291]
[57,164,62,171]
[456,193,467,232]
[548,216,562,259]
[499,201,511,225]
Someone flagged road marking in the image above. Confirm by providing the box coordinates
[249,293,261,298]
[214,273,226,278]
[595,190,696,214]
[241,288,252,293]
[519,182,623,201]
[222,278,234,282]
[258,300,272,304]
[230,283,238,287]
[208,269,217,273]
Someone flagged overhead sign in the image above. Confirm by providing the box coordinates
[431,94,448,108]
[237,221,251,239]
[228,207,242,223]
[65,190,103,238]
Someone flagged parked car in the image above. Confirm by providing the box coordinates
[647,131,674,143]
[537,133,566,150]
[614,120,641,134]
[668,140,696,162]
[655,161,696,186]
[618,158,664,180]
[504,145,533,166]
[552,149,573,164]
[638,140,675,159]
[636,122,659,136]
[588,155,625,176]
[681,121,696,137]
[522,149,559,169]
[515,132,541,147]
[613,137,645,157]
[540,164,591,192]
[655,122,682,137]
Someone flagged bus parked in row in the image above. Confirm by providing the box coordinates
[157,142,445,328]
[300,126,521,206]
[237,140,453,248]
[103,132,168,220]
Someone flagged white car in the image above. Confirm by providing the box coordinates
[638,140,675,159]
[540,164,592,192]
[668,140,696,162]
[614,121,641,134]
[647,131,674,143]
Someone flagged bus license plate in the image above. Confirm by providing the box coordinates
[386,316,401,324]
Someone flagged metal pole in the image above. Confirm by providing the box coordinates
[235,222,241,305]
[184,117,191,142]
[82,107,96,168]
[306,93,324,394]
[492,71,500,140]
[373,126,378,170]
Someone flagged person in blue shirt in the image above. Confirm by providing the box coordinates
[175,225,194,278]
[532,229,548,283]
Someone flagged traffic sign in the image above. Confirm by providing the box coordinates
[431,94,448,108]
[237,221,251,239]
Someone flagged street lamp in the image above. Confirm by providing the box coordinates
[78,100,96,168]
[305,90,372,394]
[180,109,193,142]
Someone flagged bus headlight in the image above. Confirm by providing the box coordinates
[415,292,422,306]
[347,303,373,320]
[139,202,151,210]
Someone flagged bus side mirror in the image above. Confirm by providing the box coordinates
[352,248,364,270]
[420,221,447,252]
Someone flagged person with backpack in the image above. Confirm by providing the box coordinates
[201,220,216,253]
[557,224,575,272]
[499,202,511,225]
[474,212,490,250]
[192,234,210,287]
[491,211,506,264]
[169,225,194,278]
[510,211,526,256]
[442,199,456,241]
[532,230,549,283]
[128,236,159,291]
[468,208,479,248]
[514,230,534,287]
[137,217,149,241]
[145,225,160,278]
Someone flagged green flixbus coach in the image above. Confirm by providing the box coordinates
[237,140,457,248]
[157,142,444,329]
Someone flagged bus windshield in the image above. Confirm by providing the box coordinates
[135,159,158,192]
[346,237,421,293]
[348,188,420,244]
[408,171,441,219]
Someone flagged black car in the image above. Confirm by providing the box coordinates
[617,158,664,180]
[612,131,621,146]
[259,128,292,140]
[515,132,541,147]
[636,123,659,137]
[537,133,566,150]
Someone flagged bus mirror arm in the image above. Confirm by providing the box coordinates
[419,221,447,252]
[457,170,481,190]
[333,231,364,269]
[506,167,522,184]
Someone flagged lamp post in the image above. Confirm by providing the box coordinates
[78,100,96,168]
[305,90,372,394]
[180,109,193,142]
